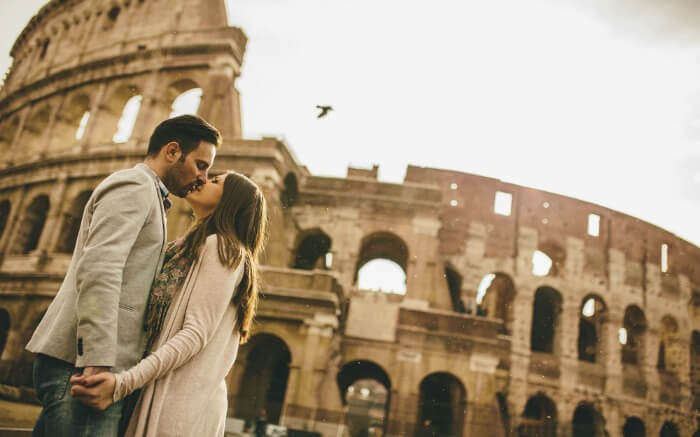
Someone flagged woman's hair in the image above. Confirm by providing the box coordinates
[180,171,268,343]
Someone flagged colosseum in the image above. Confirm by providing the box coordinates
[0,0,698,436]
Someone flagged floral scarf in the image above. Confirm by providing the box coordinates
[143,238,195,352]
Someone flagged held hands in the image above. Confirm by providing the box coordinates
[70,368,117,411]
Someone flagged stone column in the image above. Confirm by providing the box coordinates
[0,189,27,256]
[198,61,239,141]
[644,328,660,404]
[38,175,69,253]
[603,310,623,395]
[130,71,163,144]
[7,107,31,166]
[38,94,65,157]
[79,81,108,150]
[2,187,31,256]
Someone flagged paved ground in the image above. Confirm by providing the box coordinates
[0,399,39,429]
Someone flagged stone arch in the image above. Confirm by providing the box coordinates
[52,93,91,150]
[659,421,680,437]
[571,402,605,437]
[232,333,291,425]
[18,104,52,158]
[519,393,557,437]
[337,360,392,437]
[292,228,331,270]
[444,264,465,313]
[96,84,141,143]
[0,308,8,359]
[530,286,563,354]
[0,115,21,151]
[167,79,203,118]
[0,200,10,243]
[622,416,646,437]
[577,294,607,363]
[476,272,516,332]
[280,172,299,209]
[55,190,92,254]
[11,195,50,255]
[533,240,566,277]
[354,231,409,294]
[415,372,466,437]
[622,305,647,365]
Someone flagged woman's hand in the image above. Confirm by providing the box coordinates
[69,371,117,411]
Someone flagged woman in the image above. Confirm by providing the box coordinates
[70,170,267,436]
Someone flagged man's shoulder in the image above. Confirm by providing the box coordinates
[96,166,154,192]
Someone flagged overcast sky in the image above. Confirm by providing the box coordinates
[2,0,700,247]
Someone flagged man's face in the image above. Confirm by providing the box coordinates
[163,141,216,198]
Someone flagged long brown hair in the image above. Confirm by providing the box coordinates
[180,171,267,343]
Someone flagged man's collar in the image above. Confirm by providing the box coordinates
[137,163,172,211]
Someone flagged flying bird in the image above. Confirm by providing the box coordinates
[316,105,333,118]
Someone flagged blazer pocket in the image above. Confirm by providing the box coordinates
[118,303,136,312]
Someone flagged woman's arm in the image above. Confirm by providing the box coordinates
[113,237,243,401]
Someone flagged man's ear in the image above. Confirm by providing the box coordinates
[163,142,182,163]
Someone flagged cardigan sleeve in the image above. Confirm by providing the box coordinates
[112,236,243,401]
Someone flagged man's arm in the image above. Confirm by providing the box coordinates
[74,175,154,368]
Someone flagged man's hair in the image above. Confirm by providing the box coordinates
[147,115,221,157]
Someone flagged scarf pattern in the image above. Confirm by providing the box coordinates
[143,239,195,353]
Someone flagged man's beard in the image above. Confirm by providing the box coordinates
[162,165,191,198]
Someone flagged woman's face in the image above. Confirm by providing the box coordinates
[185,173,225,218]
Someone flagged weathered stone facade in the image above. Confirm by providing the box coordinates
[0,1,698,436]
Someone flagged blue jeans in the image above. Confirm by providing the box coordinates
[32,354,124,437]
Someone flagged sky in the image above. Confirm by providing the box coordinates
[1,0,700,247]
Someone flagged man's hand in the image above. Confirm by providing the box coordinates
[80,366,110,378]
[69,372,116,411]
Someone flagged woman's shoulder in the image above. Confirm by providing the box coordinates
[202,235,245,271]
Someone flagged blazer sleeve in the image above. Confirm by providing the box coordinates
[74,174,155,368]
[112,237,243,401]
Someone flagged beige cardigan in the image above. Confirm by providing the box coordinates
[113,235,244,437]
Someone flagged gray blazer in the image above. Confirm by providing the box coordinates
[27,164,167,371]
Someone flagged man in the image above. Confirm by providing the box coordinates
[26,114,221,436]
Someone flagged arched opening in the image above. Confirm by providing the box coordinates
[415,373,466,437]
[0,309,9,358]
[577,295,606,363]
[572,403,605,437]
[0,200,10,242]
[519,393,557,437]
[167,80,202,118]
[659,421,680,437]
[293,229,331,270]
[0,116,21,151]
[169,88,202,118]
[95,84,140,144]
[56,191,92,254]
[533,241,565,277]
[232,334,291,425]
[622,417,646,437]
[476,272,516,332]
[113,95,142,143]
[530,287,562,354]
[337,360,391,437]
[280,173,299,209]
[355,232,408,295]
[18,105,51,158]
[621,306,647,365]
[445,266,465,313]
[11,195,49,255]
[52,94,91,150]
